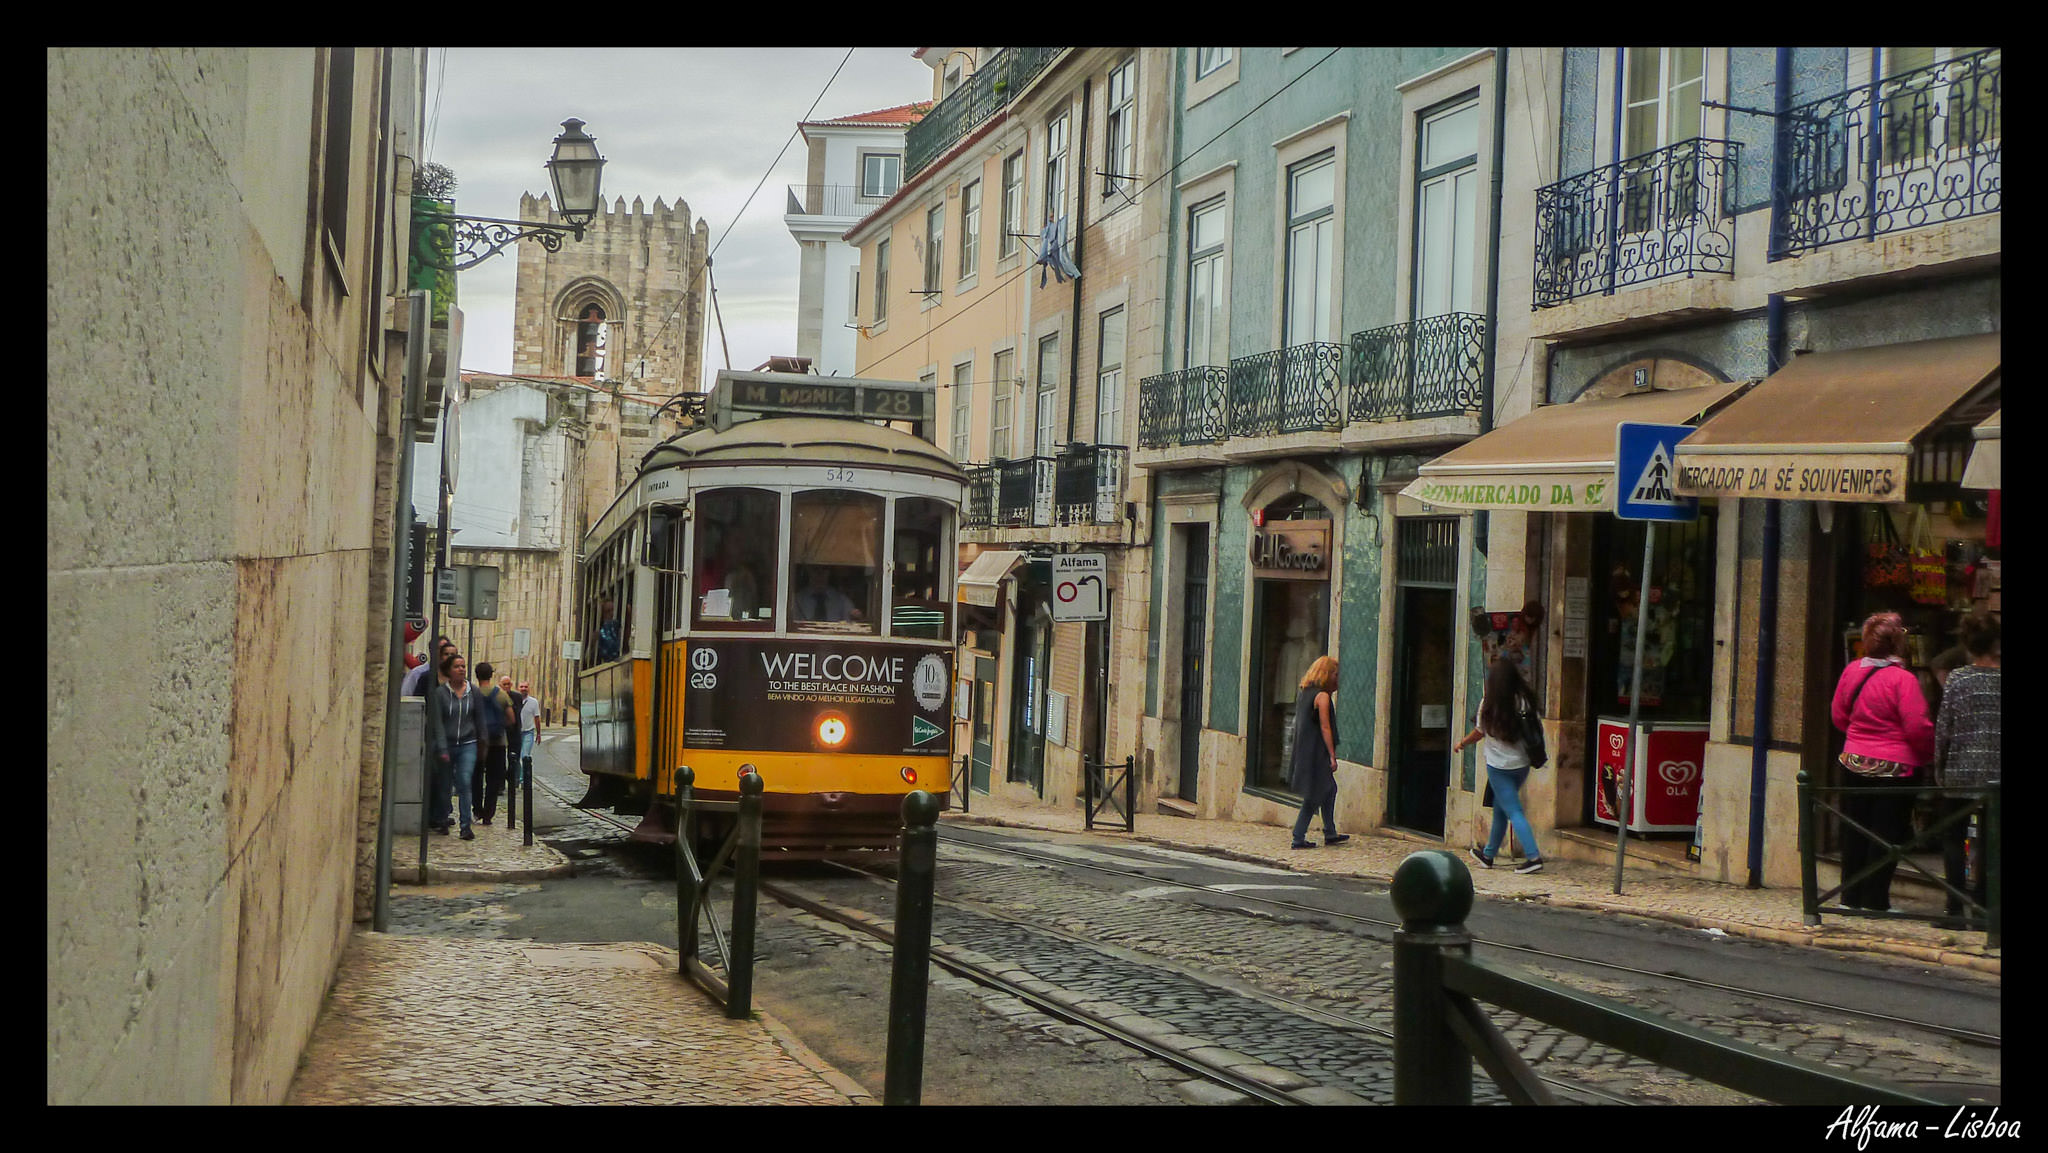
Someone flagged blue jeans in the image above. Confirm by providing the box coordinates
[513,730,536,786]
[446,741,478,832]
[1292,776,1338,842]
[1483,764,1540,860]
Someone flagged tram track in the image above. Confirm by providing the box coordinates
[530,776,1987,1100]
[765,863,1640,1106]
[940,830,2003,1052]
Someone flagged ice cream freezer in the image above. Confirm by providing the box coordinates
[1593,717,1706,834]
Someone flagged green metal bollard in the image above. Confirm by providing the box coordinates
[1797,771,1821,925]
[726,769,764,1019]
[675,766,697,973]
[1390,850,1475,1106]
[884,790,941,1106]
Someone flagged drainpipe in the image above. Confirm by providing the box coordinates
[1065,75,1091,446]
[1747,48,1792,890]
[1475,46,1508,556]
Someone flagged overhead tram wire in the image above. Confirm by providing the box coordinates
[856,46,1349,355]
[632,46,858,387]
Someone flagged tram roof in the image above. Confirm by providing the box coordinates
[637,416,965,481]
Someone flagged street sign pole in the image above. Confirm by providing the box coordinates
[1614,525,1654,896]
[1609,422,1700,896]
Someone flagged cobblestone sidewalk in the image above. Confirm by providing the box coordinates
[288,933,865,1105]
[945,789,2000,977]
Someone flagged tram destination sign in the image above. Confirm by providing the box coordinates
[710,370,935,429]
[681,639,952,758]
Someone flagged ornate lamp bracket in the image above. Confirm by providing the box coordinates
[413,209,588,272]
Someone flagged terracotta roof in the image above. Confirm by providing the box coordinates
[800,101,931,129]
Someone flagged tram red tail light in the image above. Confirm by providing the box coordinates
[899,766,917,785]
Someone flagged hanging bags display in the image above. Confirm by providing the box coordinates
[1907,506,1947,606]
[1863,507,1910,589]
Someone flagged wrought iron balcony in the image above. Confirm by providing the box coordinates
[992,456,1056,528]
[1349,312,1486,422]
[1137,365,1229,449]
[1053,444,1128,526]
[1533,137,1741,308]
[785,184,891,220]
[1775,49,2000,259]
[1227,343,1346,439]
[905,47,1065,179]
[963,463,997,528]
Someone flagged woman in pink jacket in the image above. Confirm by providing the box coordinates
[1831,612,1935,912]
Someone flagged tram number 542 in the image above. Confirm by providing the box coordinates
[823,467,857,484]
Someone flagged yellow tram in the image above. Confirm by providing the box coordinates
[574,371,963,855]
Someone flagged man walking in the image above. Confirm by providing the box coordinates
[509,678,541,822]
[474,661,514,825]
[402,635,453,697]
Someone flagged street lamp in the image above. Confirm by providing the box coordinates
[414,118,609,270]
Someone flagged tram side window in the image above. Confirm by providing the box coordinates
[693,488,780,630]
[789,490,883,635]
[890,497,954,640]
[584,524,636,664]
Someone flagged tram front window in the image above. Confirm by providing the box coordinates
[790,490,883,635]
[693,488,779,629]
[890,497,954,640]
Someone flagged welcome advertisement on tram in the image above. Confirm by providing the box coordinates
[681,639,953,758]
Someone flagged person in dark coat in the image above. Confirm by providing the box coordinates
[1288,656,1347,849]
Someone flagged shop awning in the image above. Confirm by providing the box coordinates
[1399,381,1749,513]
[1962,408,2000,490]
[957,549,1027,607]
[1673,333,2001,503]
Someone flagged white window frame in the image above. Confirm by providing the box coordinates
[1185,195,1229,370]
[1103,57,1138,201]
[1283,151,1338,347]
[862,152,902,199]
[924,204,945,295]
[999,148,1026,260]
[951,359,974,462]
[873,238,890,324]
[1413,96,1481,321]
[991,347,1016,460]
[1034,333,1060,457]
[1095,306,1125,446]
[959,178,982,281]
[1195,48,1231,78]
[1187,47,1241,109]
[1044,113,1070,225]
[1622,47,1706,161]
[1269,115,1347,354]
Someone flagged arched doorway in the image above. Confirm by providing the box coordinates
[1244,491,1333,794]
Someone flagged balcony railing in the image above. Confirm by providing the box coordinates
[905,47,1065,179]
[1053,444,1127,526]
[1349,312,1487,422]
[993,456,1056,528]
[1533,137,1741,308]
[1227,343,1346,439]
[963,463,997,528]
[1775,49,2001,259]
[785,184,891,221]
[1137,365,1229,449]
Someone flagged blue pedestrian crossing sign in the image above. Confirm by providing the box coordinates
[1614,422,1700,522]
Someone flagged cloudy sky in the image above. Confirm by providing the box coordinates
[422,47,931,391]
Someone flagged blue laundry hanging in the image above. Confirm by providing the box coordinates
[1037,215,1081,286]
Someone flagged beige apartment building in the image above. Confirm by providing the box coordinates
[850,47,1170,813]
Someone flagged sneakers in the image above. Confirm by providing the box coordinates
[460,827,476,841]
[1514,858,1544,875]
[1469,847,1494,869]
[1324,834,1351,846]
[1290,841,1317,849]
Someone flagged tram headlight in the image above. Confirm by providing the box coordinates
[815,710,850,749]
[899,766,917,785]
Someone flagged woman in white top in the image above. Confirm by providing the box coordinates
[1454,657,1545,874]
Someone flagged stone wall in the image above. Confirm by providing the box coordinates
[512,195,709,391]
[48,47,424,1103]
